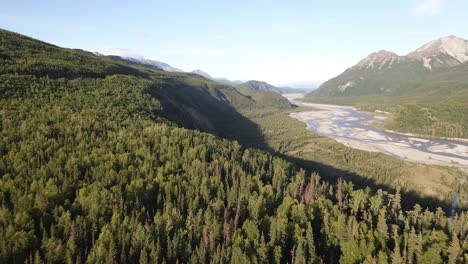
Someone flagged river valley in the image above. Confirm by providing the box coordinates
[285,94,468,172]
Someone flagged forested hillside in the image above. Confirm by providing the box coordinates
[0,29,467,263]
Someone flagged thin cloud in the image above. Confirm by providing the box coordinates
[414,0,446,15]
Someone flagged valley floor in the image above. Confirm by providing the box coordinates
[239,104,468,210]
[285,94,468,172]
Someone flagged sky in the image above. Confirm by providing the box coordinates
[2,0,468,87]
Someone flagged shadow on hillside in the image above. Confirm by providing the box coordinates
[145,77,262,140]
[276,151,465,213]
[145,75,463,214]
[238,118,461,213]
[231,121,464,213]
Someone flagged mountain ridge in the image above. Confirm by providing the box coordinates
[353,35,468,71]
[308,35,468,98]
[236,80,282,94]
[191,69,213,79]
[116,56,183,72]
[305,35,468,139]
[407,35,468,68]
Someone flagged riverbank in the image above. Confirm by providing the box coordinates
[238,103,468,208]
[285,95,468,172]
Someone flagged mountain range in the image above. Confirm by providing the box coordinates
[308,35,468,98]
[94,54,298,107]
[190,70,309,94]
[93,52,184,72]
[101,55,308,95]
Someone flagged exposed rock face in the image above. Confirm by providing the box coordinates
[355,50,405,69]
[408,35,468,66]
[308,35,468,97]
[354,36,468,70]
[338,80,357,91]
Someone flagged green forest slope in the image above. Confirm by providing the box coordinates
[0,29,467,263]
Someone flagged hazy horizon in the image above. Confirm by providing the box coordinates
[2,0,468,86]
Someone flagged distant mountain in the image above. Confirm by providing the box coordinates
[187,69,309,95]
[236,80,282,94]
[236,80,310,95]
[94,53,183,73]
[191,69,213,79]
[308,35,468,98]
[189,69,243,86]
[213,77,244,87]
[123,57,183,72]
[189,70,291,95]
[277,87,310,94]
[283,81,321,90]
[407,35,468,69]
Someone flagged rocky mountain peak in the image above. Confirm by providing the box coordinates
[311,34,468,98]
[407,35,468,66]
[355,50,403,69]
[375,49,397,56]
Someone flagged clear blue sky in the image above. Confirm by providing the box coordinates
[2,0,468,86]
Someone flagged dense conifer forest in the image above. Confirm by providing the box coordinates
[0,29,467,263]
